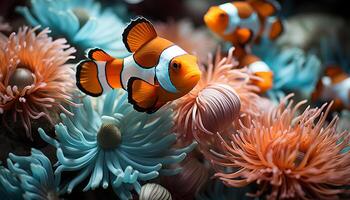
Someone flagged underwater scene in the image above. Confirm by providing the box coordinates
[1,0,350,199]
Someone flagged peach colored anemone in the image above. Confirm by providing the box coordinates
[208,95,350,200]
[173,47,260,143]
[0,26,76,138]
[155,20,216,61]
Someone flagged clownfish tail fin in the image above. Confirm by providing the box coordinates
[122,17,157,53]
[76,58,123,97]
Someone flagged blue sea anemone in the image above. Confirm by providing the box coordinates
[253,43,321,100]
[38,89,196,200]
[4,149,60,200]
[17,0,129,57]
[0,164,22,200]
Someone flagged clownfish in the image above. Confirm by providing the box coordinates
[203,0,283,93]
[312,66,350,110]
[204,0,283,47]
[240,53,273,92]
[76,17,201,113]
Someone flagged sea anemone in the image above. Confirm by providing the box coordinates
[253,43,321,100]
[139,183,172,200]
[6,149,60,200]
[155,20,216,61]
[0,163,22,200]
[209,97,350,200]
[17,0,129,58]
[174,47,259,143]
[38,89,196,200]
[0,26,76,139]
[161,152,210,199]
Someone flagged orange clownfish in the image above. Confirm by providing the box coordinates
[203,0,283,93]
[204,0,283,47]
[76,17,201,113]
[240,53,273,92]
[312,66,350,110]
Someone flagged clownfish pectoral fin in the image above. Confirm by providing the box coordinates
[236,28,253,45]
[127,77,160,113]
[269,18,283,40]
[87,48,114,61]
[122,17,157,53]
[76,60,103,97]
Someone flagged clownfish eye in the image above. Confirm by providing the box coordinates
[219,13,226,18]
[172,62,181,70]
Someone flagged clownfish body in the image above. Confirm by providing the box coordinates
[240,53,273,92]
[312,66,350,110]
[204,0,283,47]
[76,17,201,113]
[204,0,283,93]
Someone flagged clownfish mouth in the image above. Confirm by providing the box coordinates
[184,71,201,83]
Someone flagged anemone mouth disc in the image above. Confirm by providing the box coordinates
[72,8,90,28]
[97,123,121,149]
[46,191,60,200]
[8,67,34,91]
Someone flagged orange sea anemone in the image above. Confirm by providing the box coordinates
[209,97,350,200]
[0,26,76,139]
[173,47,259,144]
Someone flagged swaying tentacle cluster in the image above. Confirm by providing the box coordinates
[0,164,22,200]
[17,0,129,57]
[1,149,60,200]
[0,26,76,138]
[39,89,196,200]
[174,47,260,143]
[209,96,350,200]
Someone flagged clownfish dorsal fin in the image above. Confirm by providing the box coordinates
[122,17,157,53]
[87,48,114,61]
[247,0,279,18]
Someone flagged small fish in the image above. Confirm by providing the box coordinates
[76,17,201,113]
[203,0,282,93]
[204,0,283,47]
[312,65,350,110]
[240,53,273,93]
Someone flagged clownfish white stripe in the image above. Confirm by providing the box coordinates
[96,61,113,93]
[121,45,187,93]
[219,3,260,36]
[219,3,239,34]
[248,61,271,73]
[121,55,156,89]
[156,45,187,93]
[332,77,350,106]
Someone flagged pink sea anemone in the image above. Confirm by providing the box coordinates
[209,97,350,200]
[173,47,259,143]
[0,26,76,139]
